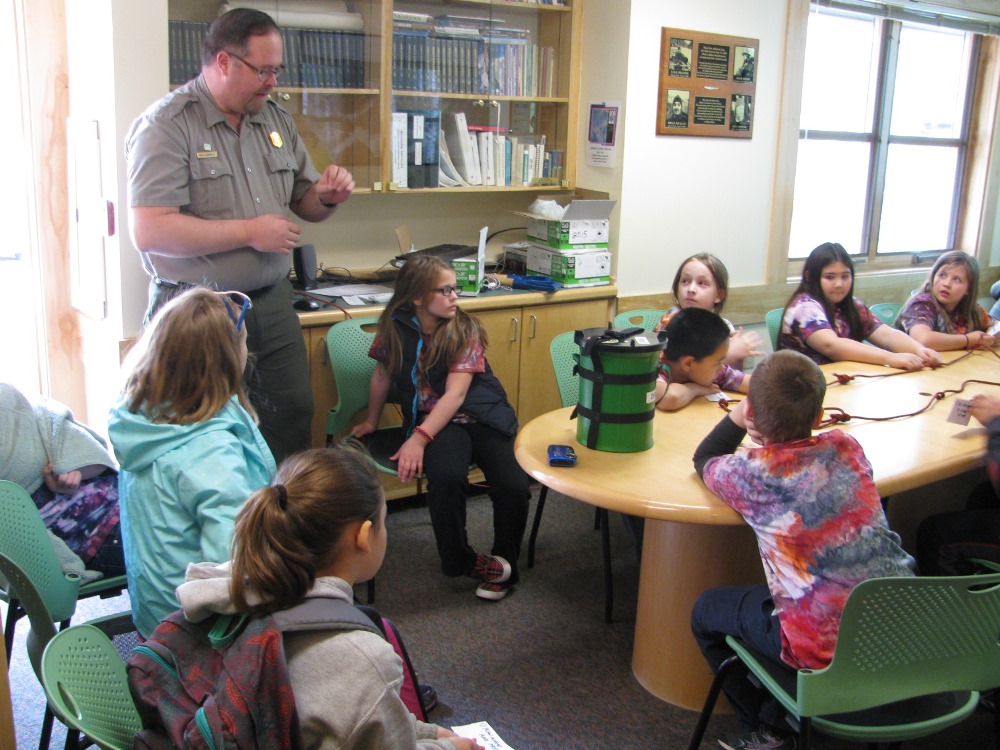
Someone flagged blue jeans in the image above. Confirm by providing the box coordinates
[691,584,790,733]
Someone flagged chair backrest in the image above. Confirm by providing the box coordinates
[41,624,143,750]
[0,551,57,678]
[550,331,581,408]
[797,572,1000,717]
[612,309,665,331]
[869,302,902,327]
[325,317,382,439]
[0,480,81,624]
[764,308,784,351]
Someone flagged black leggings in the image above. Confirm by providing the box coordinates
[421,421,530,582]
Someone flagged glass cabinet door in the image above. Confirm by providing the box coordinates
[388,0,576,192]
[167,0,384,192]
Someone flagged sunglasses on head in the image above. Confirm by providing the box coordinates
[218,291,252,331]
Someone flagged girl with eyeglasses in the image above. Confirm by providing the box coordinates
[353,255,530,601]
[108,287,276,637]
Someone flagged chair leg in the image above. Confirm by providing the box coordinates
[3,601,17,664]
[687,654,739,750]
[38,704,54,750]
[527,486,548,569]
[599,508,613,623]
[799,716,812,750]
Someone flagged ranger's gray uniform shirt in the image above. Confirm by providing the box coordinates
[125,75,320,292]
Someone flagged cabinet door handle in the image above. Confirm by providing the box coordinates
[510,317,519,343]
[529,314,538,340]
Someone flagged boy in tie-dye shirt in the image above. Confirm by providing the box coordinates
[690,351,913,750]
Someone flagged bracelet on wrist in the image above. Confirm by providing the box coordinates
[319,198,338,208]
[413,425,434,443]
[964,333,970,349]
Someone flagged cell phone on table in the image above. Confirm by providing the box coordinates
[548,444,577,467]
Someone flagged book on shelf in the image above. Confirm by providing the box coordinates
[279,27,365,89]
[476,130,495,186]
[437,135,468,188]
[406,110,441,189]
[442,112,482,186]
[168,20,210,85]
[392,10,432,24]
[391,112,408,189]
[466,133,483,186]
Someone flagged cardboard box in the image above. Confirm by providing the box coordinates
[502,242,529,274]
[526,243,611,287]
[451,227,488,296]
[514,198,616,249]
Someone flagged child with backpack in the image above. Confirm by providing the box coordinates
[352,254,530,601]
[167,445,483,749]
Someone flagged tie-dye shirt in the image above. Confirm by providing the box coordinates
[895,292,989,336]
[779,293,882,365]
[653,307,746,392]
[699,422,914,669]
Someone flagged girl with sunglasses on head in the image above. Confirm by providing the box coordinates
[108,287,276,637]
[778,242,941,370]
[352,255,530,602]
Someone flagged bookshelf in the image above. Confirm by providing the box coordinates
[166,0,580,194]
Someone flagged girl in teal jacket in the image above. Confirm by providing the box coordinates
[108,287,276,637]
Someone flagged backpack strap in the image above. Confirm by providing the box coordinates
[273,597,384,637]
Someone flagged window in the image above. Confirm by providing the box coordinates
[0,0,43,394]
[788,6,978,263]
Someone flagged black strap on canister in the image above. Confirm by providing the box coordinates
[572,328,666,449]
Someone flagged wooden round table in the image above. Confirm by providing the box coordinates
[514,350,994,708]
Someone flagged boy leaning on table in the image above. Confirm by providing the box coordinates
[689,350,914,750]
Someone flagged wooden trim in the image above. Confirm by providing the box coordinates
[958,35,1000,259]
[767,0,809,284]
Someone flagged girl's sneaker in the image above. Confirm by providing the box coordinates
[469,553,511,583]
[476,581,511,601]
[718,727,796,750]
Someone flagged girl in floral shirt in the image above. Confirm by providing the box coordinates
[778,242,940,369]
[896,250,995,351]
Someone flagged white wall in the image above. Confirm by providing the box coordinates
[612,0,791,297]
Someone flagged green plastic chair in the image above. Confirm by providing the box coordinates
[40,624,143,750]
[0,480,127,749]
[764,308,784,352]
[325,317,409,476]
[612,308,666,332]
[687,572,1000,750]
[527,330,616,623]
[869,302,902,327]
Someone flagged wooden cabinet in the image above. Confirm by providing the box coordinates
[167,0,582,194]
[474,297,609,424]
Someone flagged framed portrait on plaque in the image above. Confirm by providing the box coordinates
[656,28,758,139]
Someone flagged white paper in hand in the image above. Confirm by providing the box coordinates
[450,721,516,750]
[947,398,973,426]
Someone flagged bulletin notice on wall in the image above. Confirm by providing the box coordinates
[656,27,758,139]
